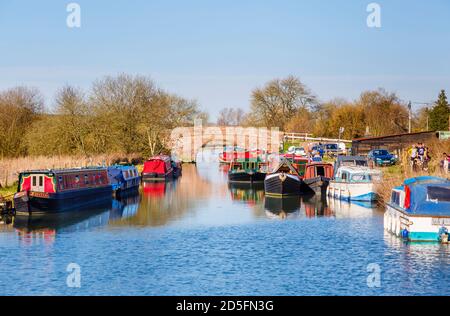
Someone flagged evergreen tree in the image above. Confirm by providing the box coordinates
[429,90,450,131]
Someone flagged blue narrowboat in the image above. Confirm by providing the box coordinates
[385,176,450,242]
[107,164,140,195]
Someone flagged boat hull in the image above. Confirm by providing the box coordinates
[327,181,377,202]
[301,176,330,195]
[264,173,301,197]
[228,172,266,184]
[141,170,174,181]
[384,204,450,242]
[14,186,113,217]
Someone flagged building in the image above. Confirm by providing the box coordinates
[351,131,441,156]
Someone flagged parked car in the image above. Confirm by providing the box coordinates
[287,146,307,157]
[368,149,398,167]
[322,143,346,157]
[310,145,325,158]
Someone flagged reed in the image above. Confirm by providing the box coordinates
[0,154,143,189]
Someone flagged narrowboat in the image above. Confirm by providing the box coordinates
[218,146,245,164]
[107,164,140,195]
[228,157,268,184]
[301,162,334,195]
[142,155,181,181]
[13,167,113,216]
[264,158,302,197]
[384,176,450,242]
[327,166,382,202]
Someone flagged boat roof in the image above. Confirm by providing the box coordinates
[19,167,107,175]
[393,177,450,216]
[108,164,136,170]
[307,162,333,167]
[337,166,381,174]
[146,155,171,162]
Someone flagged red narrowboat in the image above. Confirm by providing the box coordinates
[141,155,181,181]
[301,162,334,195]
[13,167,113,216]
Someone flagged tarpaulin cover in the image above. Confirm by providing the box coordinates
[404,177,450,216]
[143,157,170,174]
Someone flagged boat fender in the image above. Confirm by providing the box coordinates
[401,229,409,240]
[439,227,449,243]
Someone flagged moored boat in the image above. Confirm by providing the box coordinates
[384,176,450,242]
[301,162,334,195]
[228,156,268,184]
[13,167,113,216]
[327,166,382,202]
[264,158,302,198]
[142,155,181,181]
[219,146,245,164]
[107,164,140,195]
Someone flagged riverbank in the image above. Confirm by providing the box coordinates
[0,185,15,200]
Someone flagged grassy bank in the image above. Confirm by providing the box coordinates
[0,184,16,199]
[375,139,450,205]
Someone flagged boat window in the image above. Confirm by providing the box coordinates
[342,172,348,181]
[370,174,382,182]
[427,186,450,202]
[39,176,43,187]
[296,164,306,176]
[84,175,89,185]
[352,174,367,181]
[59,176,64,190]
[316,166,325,177]
[391,191,400,205]
[32,176,37,186]
[98,174,103,184]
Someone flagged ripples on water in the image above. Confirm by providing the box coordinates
[0,152,449,296]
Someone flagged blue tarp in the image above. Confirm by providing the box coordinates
[404,177,450,216]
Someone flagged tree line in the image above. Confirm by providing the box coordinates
[0,74,207,158]
[217,76,450,139]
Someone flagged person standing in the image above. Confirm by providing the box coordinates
[443,153,449,175]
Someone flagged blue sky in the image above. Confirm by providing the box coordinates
[0,0,449,119]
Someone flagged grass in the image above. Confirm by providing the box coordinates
[0,184,16,200]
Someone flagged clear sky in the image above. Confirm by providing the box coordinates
[0,0,449,119]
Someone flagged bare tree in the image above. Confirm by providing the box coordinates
[0,87,43,157]
[250,76,316,130]
[217,107,246,126]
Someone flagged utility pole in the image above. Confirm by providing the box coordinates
[408,101,412,133]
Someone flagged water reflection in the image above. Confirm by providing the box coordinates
[327,198,377,218]
[228,183,264,206]
[265,196,301,220]
[302,195,333,218]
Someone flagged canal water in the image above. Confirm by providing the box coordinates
[0,151,449,296]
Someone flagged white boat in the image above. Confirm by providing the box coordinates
[384,176,450,242]
[327,166,382,202]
